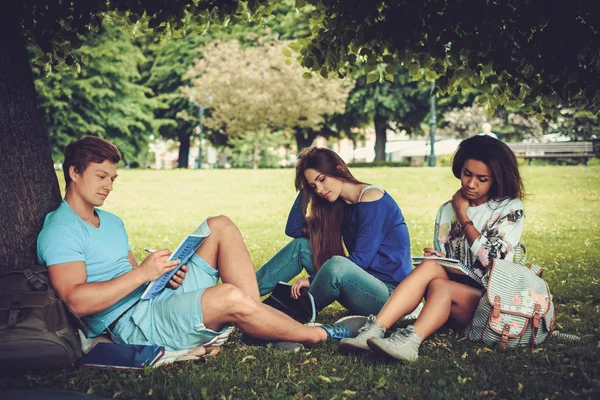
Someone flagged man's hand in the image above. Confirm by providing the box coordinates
[138,249,180,282]
[168,265,188,289]
[291,278,310,299]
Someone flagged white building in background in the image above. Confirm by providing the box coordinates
[386,138,462,165]
[315,131,461,166]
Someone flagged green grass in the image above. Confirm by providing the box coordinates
[2,166,599,399]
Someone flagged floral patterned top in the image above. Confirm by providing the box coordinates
[434,198,525,282]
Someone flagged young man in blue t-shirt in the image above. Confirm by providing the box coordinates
[37,136,354,351]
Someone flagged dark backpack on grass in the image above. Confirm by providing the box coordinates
[0,266,84,370]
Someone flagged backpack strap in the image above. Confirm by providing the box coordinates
[499,324,510,351]
[531,303,542,348]
[23,269,47,292]
[7,294,22,328]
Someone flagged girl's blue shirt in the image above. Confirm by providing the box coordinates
[285,192,412,285]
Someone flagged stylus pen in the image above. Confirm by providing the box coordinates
[144,248,157,253]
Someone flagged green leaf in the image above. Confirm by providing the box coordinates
[408,63,420,76]
[366,72,379,84]
[364,63,376,73]
[426,70,439,80]
[282,48,292,57]
[302,72,313,79]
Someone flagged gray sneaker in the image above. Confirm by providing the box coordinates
[338,315,386,352]
[367,325,422,362]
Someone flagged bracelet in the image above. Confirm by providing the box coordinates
[461,220,474,229]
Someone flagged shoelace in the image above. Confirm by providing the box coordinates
[357,314,378,335]
[387,327,415,346]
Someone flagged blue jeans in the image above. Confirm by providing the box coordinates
[256,238,396,316]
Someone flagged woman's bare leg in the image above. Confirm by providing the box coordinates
[412,279,482,339]
[376,260,449,328]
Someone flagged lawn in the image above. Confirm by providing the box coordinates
[1,166,599,399]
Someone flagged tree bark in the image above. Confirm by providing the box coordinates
[0,7,61,272]
[374,111,387,162]
[177,131,191,168]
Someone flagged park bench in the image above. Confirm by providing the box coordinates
[506,141,595,165]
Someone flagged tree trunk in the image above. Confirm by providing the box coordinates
[0,7,61,272]
[252,139,260,170]
[295,128,317,152]
[374,112,387,162]
[177,131,191,168]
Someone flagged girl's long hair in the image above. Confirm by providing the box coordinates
[294,147,365,269]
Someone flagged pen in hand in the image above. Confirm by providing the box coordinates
[144,248,157,253]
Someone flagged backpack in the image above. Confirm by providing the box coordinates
[466,259,555,350]
[0,266,85,369]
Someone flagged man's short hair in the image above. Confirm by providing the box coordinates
[63,136,121,187]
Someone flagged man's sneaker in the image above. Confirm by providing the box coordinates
[367,325,422,362]
[338,314,386,352]
[319,324,352,342]
[239,333,304,351]
[334,315,369,337]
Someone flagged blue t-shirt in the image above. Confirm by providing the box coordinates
[285,191,412,285]
[37,200,145,337]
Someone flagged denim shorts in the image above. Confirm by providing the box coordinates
[113,253,230,351]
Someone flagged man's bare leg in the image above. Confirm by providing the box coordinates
[195,215,260,301]
[201,284,328,345]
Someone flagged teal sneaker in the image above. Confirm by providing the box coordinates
[319,324,352,342]
[334,315,369,337]
[338,315,386,352]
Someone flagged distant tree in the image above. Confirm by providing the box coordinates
[553,109,600,142]
[33,20,170,165]
[142,34,210,168]
[185,38,352,168]
[439,104,545,141]
[340,67,430,161]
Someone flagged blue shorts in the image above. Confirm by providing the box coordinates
[113,253,231,351]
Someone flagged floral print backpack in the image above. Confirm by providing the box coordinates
[466,259,555,350]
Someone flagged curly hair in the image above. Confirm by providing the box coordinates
[452,135,524,201]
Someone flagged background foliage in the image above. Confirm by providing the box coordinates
[25,0,599,166]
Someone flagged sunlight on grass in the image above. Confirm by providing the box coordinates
[23,165,598,399]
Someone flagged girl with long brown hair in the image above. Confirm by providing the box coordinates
[255,147,413,317]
